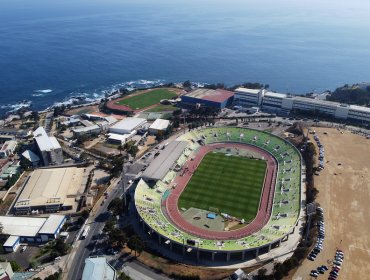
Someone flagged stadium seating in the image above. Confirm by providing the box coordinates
[134,127,301,251]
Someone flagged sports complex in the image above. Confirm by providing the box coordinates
[134,127,303,263]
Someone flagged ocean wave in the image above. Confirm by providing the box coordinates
[34,89,53,94]
[0,101,32,112]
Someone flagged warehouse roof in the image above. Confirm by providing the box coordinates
[234,87,261,94]
[149,119,170,131]
[15,167,87,209]
[142,141,188,181]
[82,257,116,280]
[38,215,66,235]
[72,125,100,133]
[0,216,46,237]
[184,88,234,103]
[33,127,61,152]
[3,235,20,247]
[109,117,146,133]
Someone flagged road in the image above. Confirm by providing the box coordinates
[66,178,123,280]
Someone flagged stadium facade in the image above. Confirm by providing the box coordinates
[135,127,303,264]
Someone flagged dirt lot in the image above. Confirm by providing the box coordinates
[291,127,370,279]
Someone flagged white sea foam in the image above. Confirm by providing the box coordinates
[35,89,53,93]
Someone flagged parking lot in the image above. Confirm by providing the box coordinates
[292,127,370,279]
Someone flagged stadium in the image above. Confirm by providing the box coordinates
[134,127,303,264]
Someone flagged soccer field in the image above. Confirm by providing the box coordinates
[116,89,177,110]
[178,152,267,222]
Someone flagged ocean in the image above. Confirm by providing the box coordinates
[1,0,370,115]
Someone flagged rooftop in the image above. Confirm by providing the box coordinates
[15,167,87,210]
[142,141,188,181]
[149,119,170,131]
[38,215,66,235]
[21,150,40,163]
[109,117,147,132]
[234,87,261,94]
[185,88,234,103]
[0,216,46,237]
[33,127,61,152]
[264,91,287,99]
[82,257,116,280]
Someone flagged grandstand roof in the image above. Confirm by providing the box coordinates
[142,141,188,181]
[185,89,234,103]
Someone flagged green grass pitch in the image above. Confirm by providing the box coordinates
[178,152,267,222]
[116,89,177,109]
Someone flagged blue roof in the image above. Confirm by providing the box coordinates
[82,257,116,280]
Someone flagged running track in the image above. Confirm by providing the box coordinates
[164,143,277,240]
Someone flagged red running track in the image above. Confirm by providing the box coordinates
[164,143,277,240]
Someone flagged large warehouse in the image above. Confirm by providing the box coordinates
[180,88,234,109]
[0,215,66,252]
[14,167,88,214]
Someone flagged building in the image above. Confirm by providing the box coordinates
[234,87,370,123]
[107,131,136,145]
[33,127,63,166]
[148,119,170,135]
[181,88,234,109]
[72,125,101,137]
[0,140,17,159]
[109,117,147,135]
[234,88,265,107]
[0,215,66,252]
[0,262,14,279]
[142,141,188,181]
[82,257,117,280]
[14,167,88,214]
[21,150,41,167]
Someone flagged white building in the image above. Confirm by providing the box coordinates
[33,127,63,166]
[108,130,136,145]
[0,215,66,252]
[234,87,370,123]
[72,125,101,137]
[149,119,170,135]
[234,88,265,107]
[109,117,147,135]
[0,140,17,158]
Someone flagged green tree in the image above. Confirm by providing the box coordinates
[10,260,22,272]
[53,238,70,255]
[182,80,191,88]
[127,235,144,257]
[118,272,132,280]
[108,228,128,249]
[108,197,125,216]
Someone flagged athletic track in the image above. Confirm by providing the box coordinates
[164,143,277,240]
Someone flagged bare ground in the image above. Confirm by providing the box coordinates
[290,127,370,279]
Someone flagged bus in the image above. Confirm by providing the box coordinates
[80,226,90,240]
